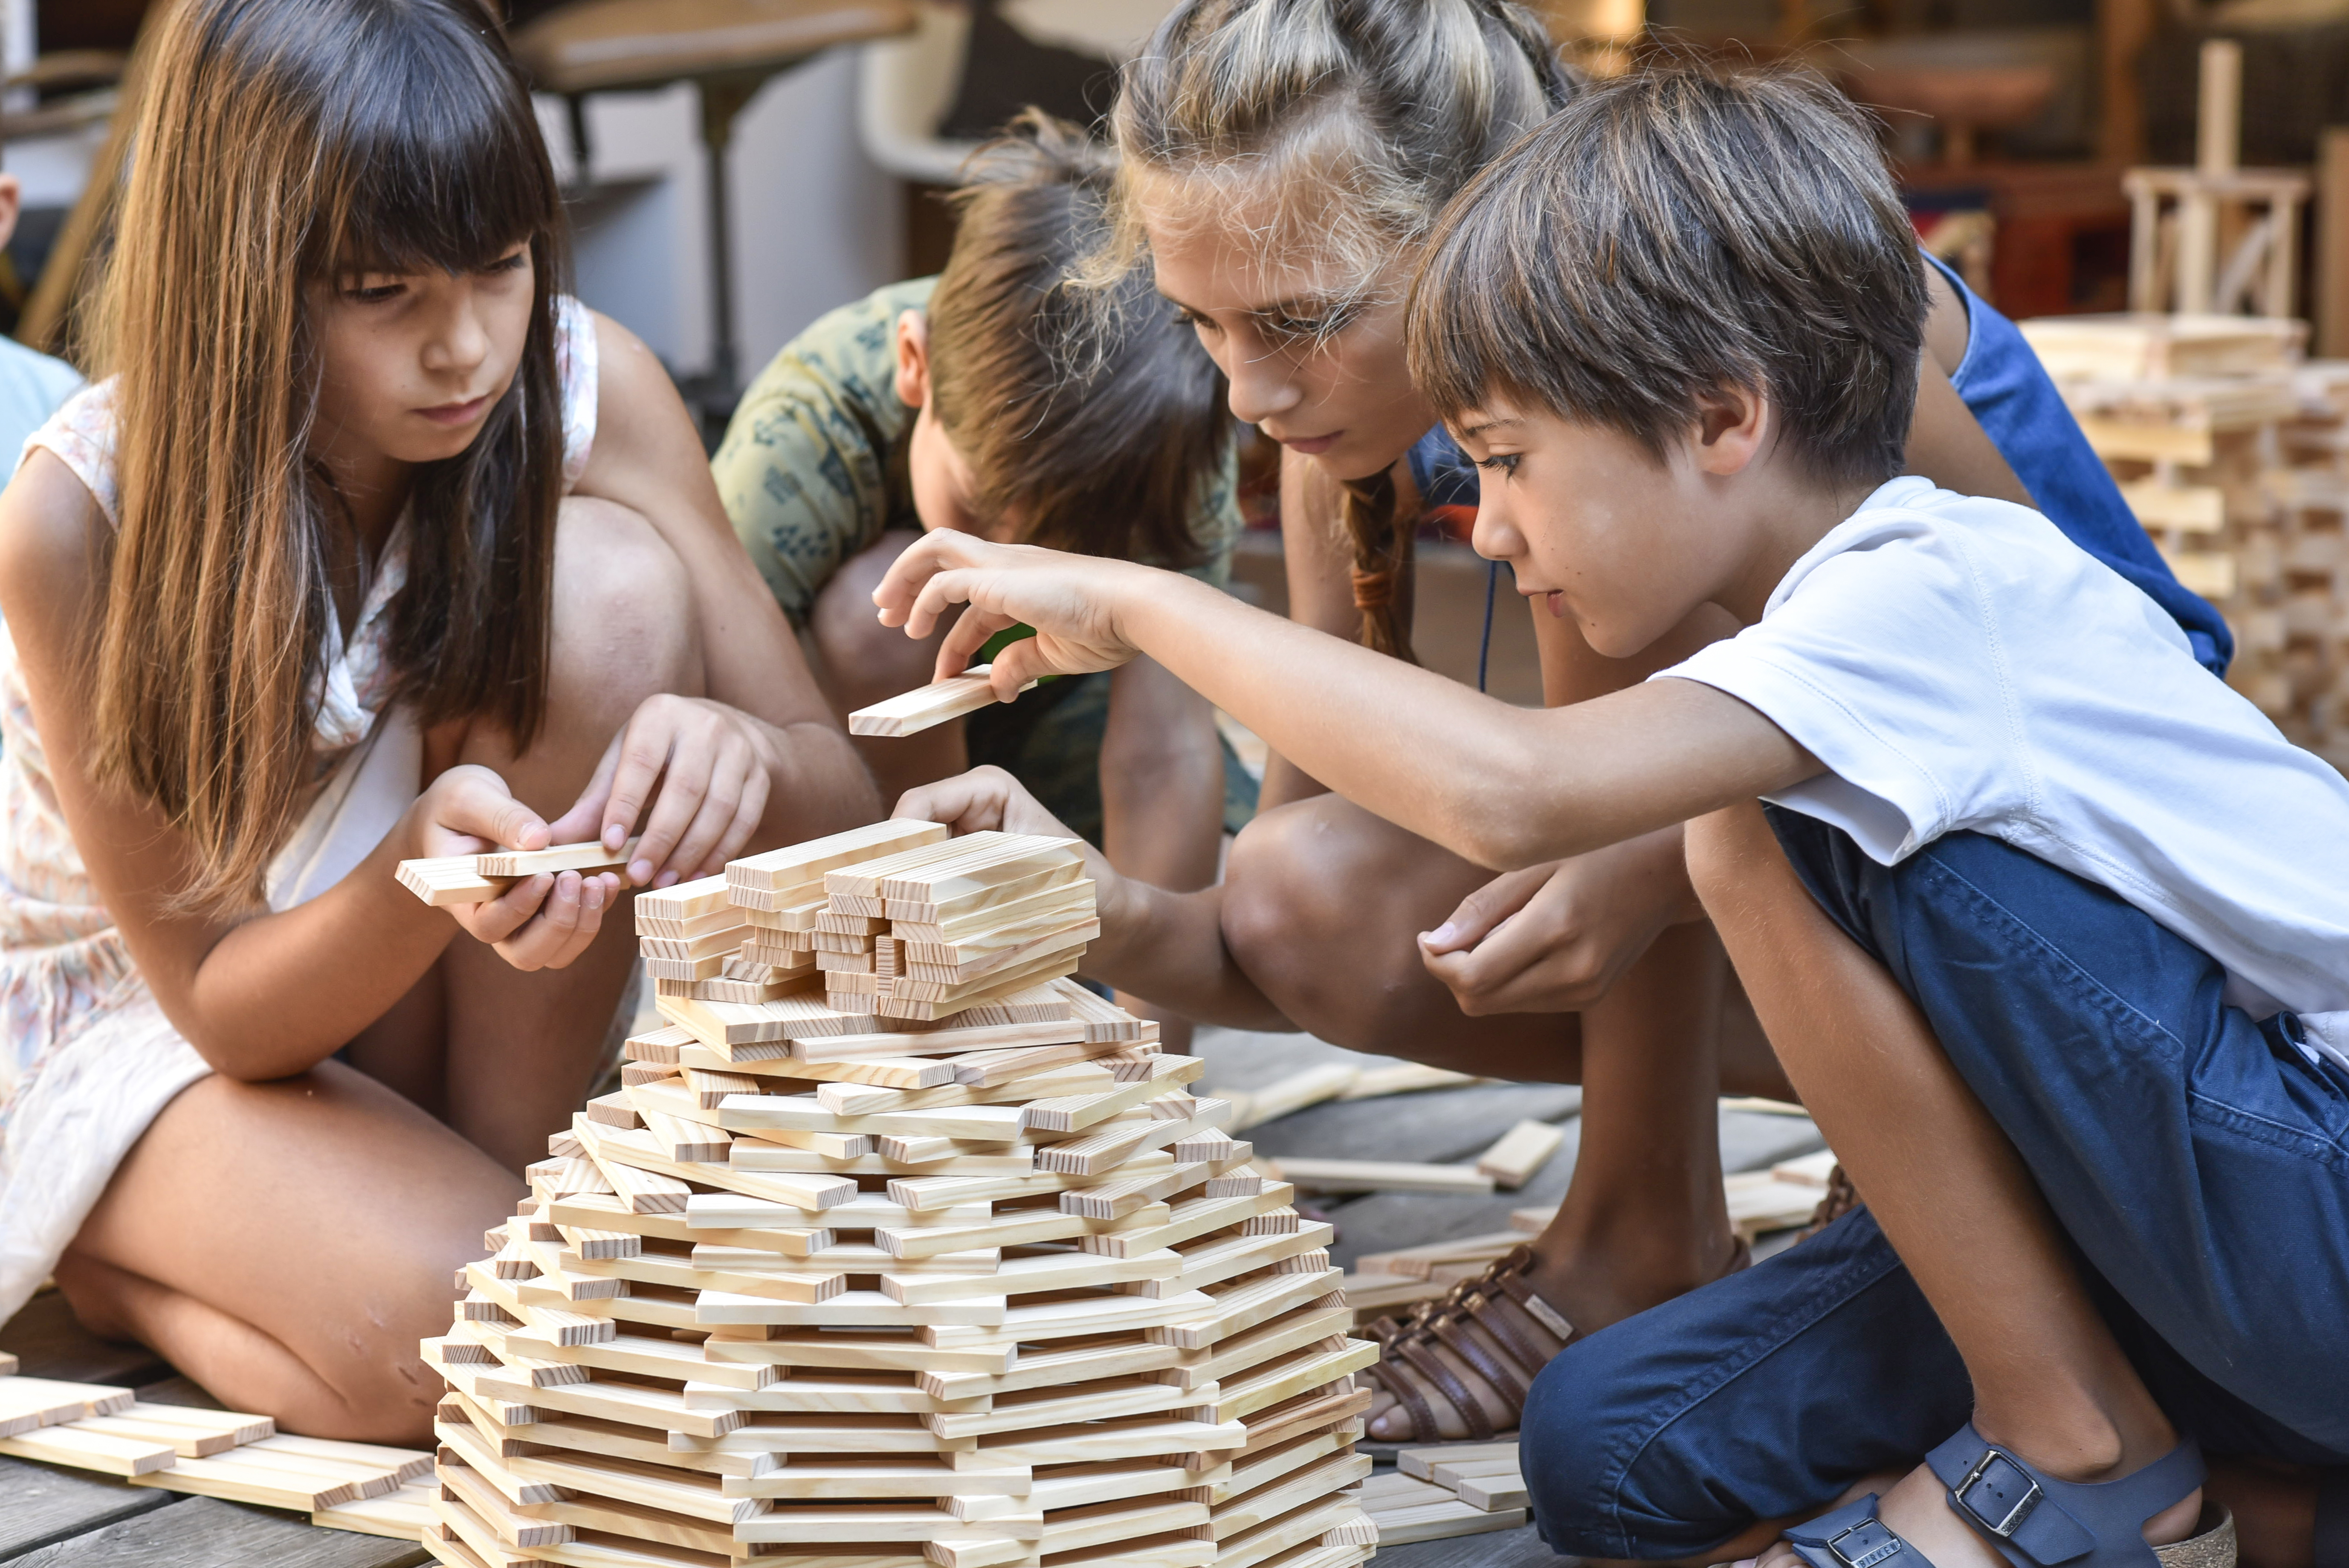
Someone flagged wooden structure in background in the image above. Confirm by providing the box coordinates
[2123,40,2311,318]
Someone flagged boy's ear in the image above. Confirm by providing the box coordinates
[894,310,931,410]
[1692,383,1768,477]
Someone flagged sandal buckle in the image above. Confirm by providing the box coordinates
[1826,1519,1904,1568]
[1954,1449,2043,1540]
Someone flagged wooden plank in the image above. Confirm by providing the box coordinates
[0,1421,178,1475]
[394,840,635,906]
[1471,1121,1563,1190]
[314,1479,437,1542]
[474,838,642,879]
[849,666,1039,736]
[1368,1497,1528,1546]
[0,1453,174,1559]
[726,819,951,892]
[7,1493,434,1567]
[1336,1063,1486,1100]
[0,1374,136,1434]
[1219,1066,1359,1133]
[1262,1159,1492,1196]
[1397,1440,1520,1481]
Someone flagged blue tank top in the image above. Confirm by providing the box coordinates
[1407,252,2233,676]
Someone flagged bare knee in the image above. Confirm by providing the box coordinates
[289,1258,470,1444]
[811,530,936,706]
[1222,799,1445,1055]
[546,496,700,735]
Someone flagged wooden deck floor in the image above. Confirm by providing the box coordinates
[0,1025,1819,1565]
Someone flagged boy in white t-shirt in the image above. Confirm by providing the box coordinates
[867,60,2347,1568]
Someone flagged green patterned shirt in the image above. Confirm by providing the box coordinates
[713,277,1243,628]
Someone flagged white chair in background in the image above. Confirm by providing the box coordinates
[855,0,1173,186]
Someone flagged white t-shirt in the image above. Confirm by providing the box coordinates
[1662,475,2349,1070]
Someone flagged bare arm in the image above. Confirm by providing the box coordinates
[1099,656,1225,892]
[891,767,1291,1031]
[1908,265,2033,510]
[877,535,1823,874]
[559,314,879,879]
[0,454,613,1079]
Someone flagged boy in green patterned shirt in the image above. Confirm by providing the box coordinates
[712,116,1249,1044]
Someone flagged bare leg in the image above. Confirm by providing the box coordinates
[58,499,701,1423]
[432,498,698,1170]
[1224,796,1769,1439]
[1686,802,2199,1568]
[55,1062,516,1442]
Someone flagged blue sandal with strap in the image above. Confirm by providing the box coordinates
[1784,1426,2233,1568]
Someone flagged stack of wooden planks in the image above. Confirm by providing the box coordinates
[0,1364,435,1538]
[406,819,1380,1568]
[1361,1442,1527,1545]
[2017,311,2349,769]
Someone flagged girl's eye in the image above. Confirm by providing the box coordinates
[1266,304,1353,342]
[487,250,530,274]
[346,280,405,304]
[1172,307,1214,332]
[1477,451,1521,475]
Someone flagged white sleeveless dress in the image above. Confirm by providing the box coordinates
[0,299,600,1324]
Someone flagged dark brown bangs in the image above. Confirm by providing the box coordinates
[308,0,565,283]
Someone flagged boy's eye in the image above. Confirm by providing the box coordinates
[1171,306,1215,333]
[1477,451,1521,475]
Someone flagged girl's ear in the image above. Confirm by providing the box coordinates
[894,310,931,410]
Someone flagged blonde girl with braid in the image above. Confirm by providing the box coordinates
[882,0,2236,1446]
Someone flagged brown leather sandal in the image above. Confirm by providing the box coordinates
[1357,1239,1752,1444]
[1800,1163,1862,1239]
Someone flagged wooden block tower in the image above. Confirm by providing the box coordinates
[416,821,1377,1568]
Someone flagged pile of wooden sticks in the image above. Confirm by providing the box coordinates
[404,819,1379,1568]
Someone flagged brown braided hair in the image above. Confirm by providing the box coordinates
[1338,467,1416,662]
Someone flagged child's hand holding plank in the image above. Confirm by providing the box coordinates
[871,529,1819,877]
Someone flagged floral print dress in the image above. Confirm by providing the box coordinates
[0,298,599,1323]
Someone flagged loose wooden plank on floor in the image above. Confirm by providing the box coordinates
[0,1454,175,1559]
[4,1493,431,1568]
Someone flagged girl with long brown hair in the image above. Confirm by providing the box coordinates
[0,0,872,1439]
[937,0,2236,1446]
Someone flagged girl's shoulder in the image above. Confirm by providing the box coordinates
[554,294,598,489]
[20,377,123,527]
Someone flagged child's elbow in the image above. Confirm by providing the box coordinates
[186,1031,310,1085]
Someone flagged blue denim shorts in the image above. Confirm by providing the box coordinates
[1519,813,2349,1560]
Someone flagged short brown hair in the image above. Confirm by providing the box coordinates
[926,113,1227,568]
[1409,61,1927,489]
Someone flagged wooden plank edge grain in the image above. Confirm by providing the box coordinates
[849,665,1041,738]
[1258,1159,1494,1196]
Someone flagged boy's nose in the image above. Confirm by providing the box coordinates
[1469,500,1521,564]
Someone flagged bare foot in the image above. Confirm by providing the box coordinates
[1738,1460,2204,1568]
